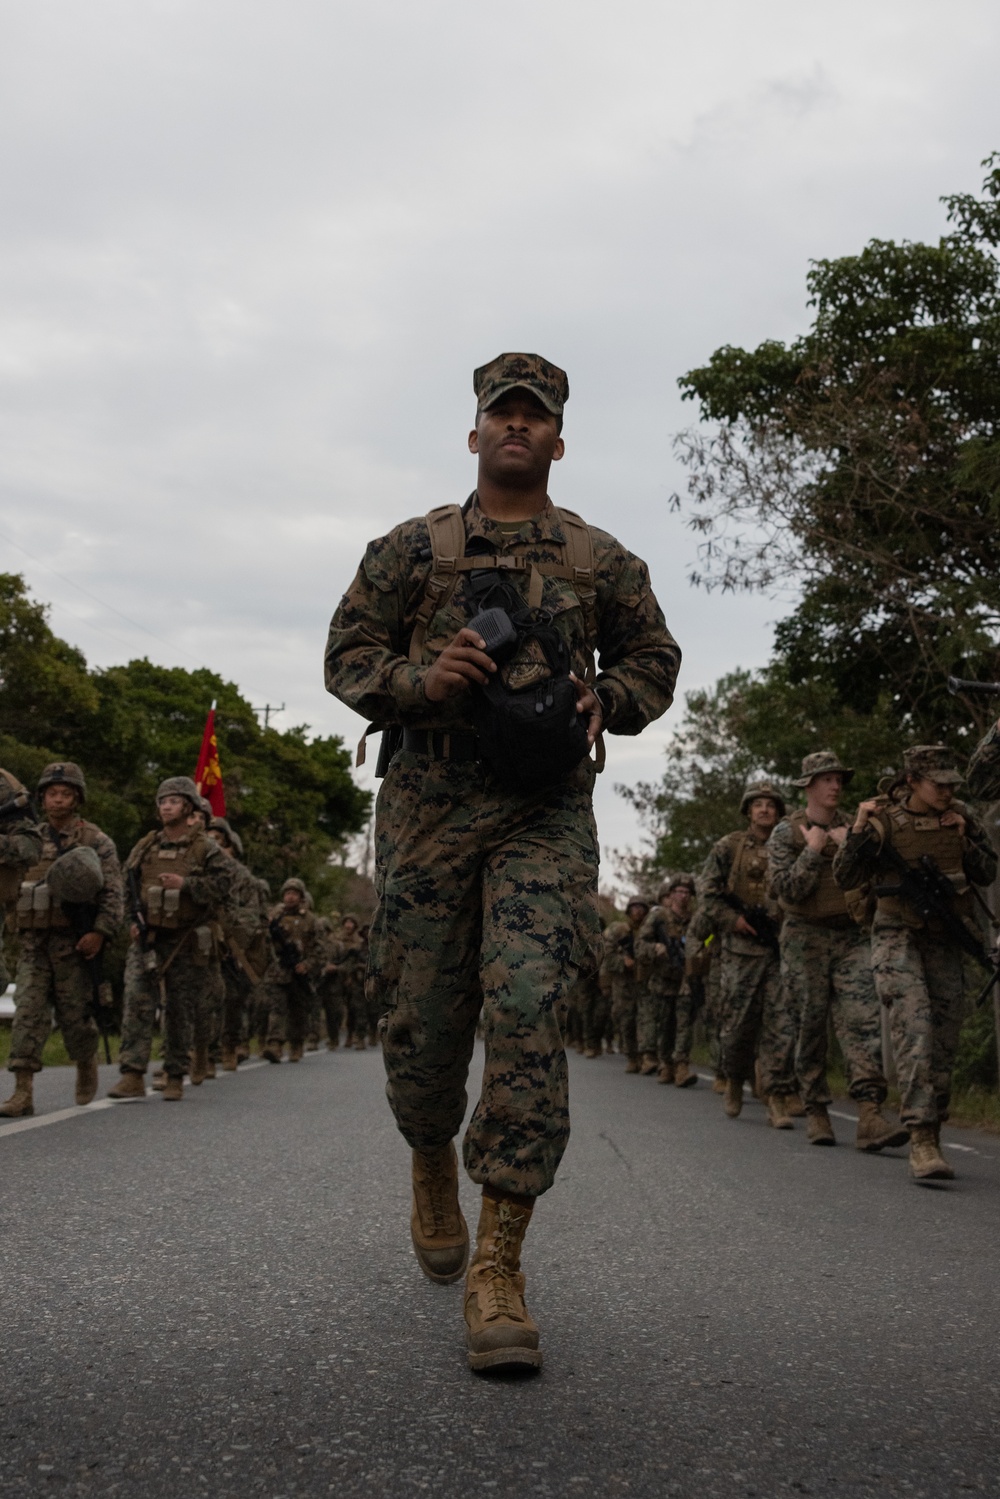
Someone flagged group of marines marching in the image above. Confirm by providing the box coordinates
[0,763,372,1115]
[576,742,999,1185]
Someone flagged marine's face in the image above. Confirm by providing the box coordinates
[809,772,843,812]
[666,886,691,917]
[749,797,780,833]
[909,776,955,813]
[342,918,357,934]
[626,903,647,928]
[469,391,564,486]
[157,795,189,825]
[42,784,78,819]
[283,889,303,911]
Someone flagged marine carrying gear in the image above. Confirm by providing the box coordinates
[16,824,105,930]
[778,811,852,927]
[45,845,104,906]
[138,831,214,930]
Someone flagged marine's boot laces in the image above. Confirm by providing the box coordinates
[464,1191,541,1373]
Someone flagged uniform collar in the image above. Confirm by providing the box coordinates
[465,492,566,549]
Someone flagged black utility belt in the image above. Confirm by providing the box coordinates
[402,729,480,762]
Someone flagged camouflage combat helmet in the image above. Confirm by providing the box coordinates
[37,761,87,803]
[791,751,854,789]
[658,873,696,901]
[625,895,650,915]
[194,795,213,823]
[473,353,569,418]
[739,780,786,818]
[341,911,359,929]
[156,775,200,807]
[209,816,244,859]
[46,846,104,905]
[903,744,964,786]
[0,768,30,817]
[281,877,307,897]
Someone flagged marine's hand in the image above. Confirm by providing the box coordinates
[294,961,309,975]
[803,824,829,853]
[853,799,881,833]
[734,914,758,937]
[423,628,497,702]
[654,942,667,958]
[940,809,967,837]
[623,955,634,969]
[160,872,185,891]
[129,923,140,942]
[569,673,603,748]
[76,932,104,959]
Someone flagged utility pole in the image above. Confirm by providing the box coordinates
[253,703,285,729]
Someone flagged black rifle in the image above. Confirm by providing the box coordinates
[718,891,781,951]
[63,899,113,1064]
[873,842,1000,1008]
[947,676,1000,696]
[268,916,304,974]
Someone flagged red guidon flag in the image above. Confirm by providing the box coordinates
[194,701,226,817]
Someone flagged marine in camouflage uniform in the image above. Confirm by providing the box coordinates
[325,352,679,1370]
[316,918,346,1048]
[967,718,1000,801]
[0,771,44,1103]
[208,817,272,1070]
[109,777,234,1102]
[700,781,793,1120]
[833,744,997,1181]
[262,878,320,1063]
[1,763,123,1117]
[636,875,694,1083]
[768,752,906,1150]
[601,899,650,1073]
[335,915,368,1048]
[582,944,613,1058]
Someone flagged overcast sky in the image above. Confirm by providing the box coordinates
[1,0,998,879]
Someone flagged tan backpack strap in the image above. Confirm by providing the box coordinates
[555,507,598,641]
[407,505,468,664]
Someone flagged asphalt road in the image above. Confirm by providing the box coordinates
[1,1046,998,1499]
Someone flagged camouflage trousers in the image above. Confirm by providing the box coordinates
[637,980,682,1063]
[318,976,344,1045]
[672,975,703,1065]
[611,975,643,1060]
[266,974,315,1050]
[870,926,965,1127]
[119,934,224,1078]
[717,942,795,1094]
[565,980,586,1048]
[219,966,259,1054]
[583,975,612,1051]
[342,976,366,1042]
[781,918,886,1107]
[8,930,98,1072]
[370,753,601,1199]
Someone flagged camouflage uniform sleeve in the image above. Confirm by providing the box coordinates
[698,836,739,934]
[0,818,43,869]
[635,909,664,970]
[324,526,435,726]
[767,819,823,906]
[602,921,630,975]
[961,808,998,887]
[183,840,236,917]
[92,829,125,939]
[592,533,681,736]
[966,723,1000,802]
[832,823,882,890]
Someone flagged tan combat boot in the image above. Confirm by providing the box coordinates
[190,1046,208,1085]
[288,1042,304,1063]
[306,1039,319,1052]
[806,1106,836,1146]
[107,1070,146,1100]
[262,1043,283,1064]
[151,1068,168,1091]
[0,1069,34,1118]
[639,1052,658,1076]
[162,1074,184,1101]
[766,1093,793,1130]
[464,1190,541,1373]
[855,1100,909,1153]
[584,1046,600,1059]
[674,1061,697,1088]
[656,1060,675,1085]
[75,1055,99,1106]
[712,1073,726,1094]
[624,1054,640,1074]
[410,1143,469,1283]
[785,1092,806,1118]
[909,1124,954,1181]
[221,1048,239,1072]
[724,1078,743,1118]
[205,1059,217,1079]
[353,1037,366,1051]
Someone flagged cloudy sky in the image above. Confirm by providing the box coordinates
[1,0,998,874]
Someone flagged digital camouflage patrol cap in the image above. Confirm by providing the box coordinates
[903,744,964,786]
[473,352,569,418]
[791,751,854,789]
